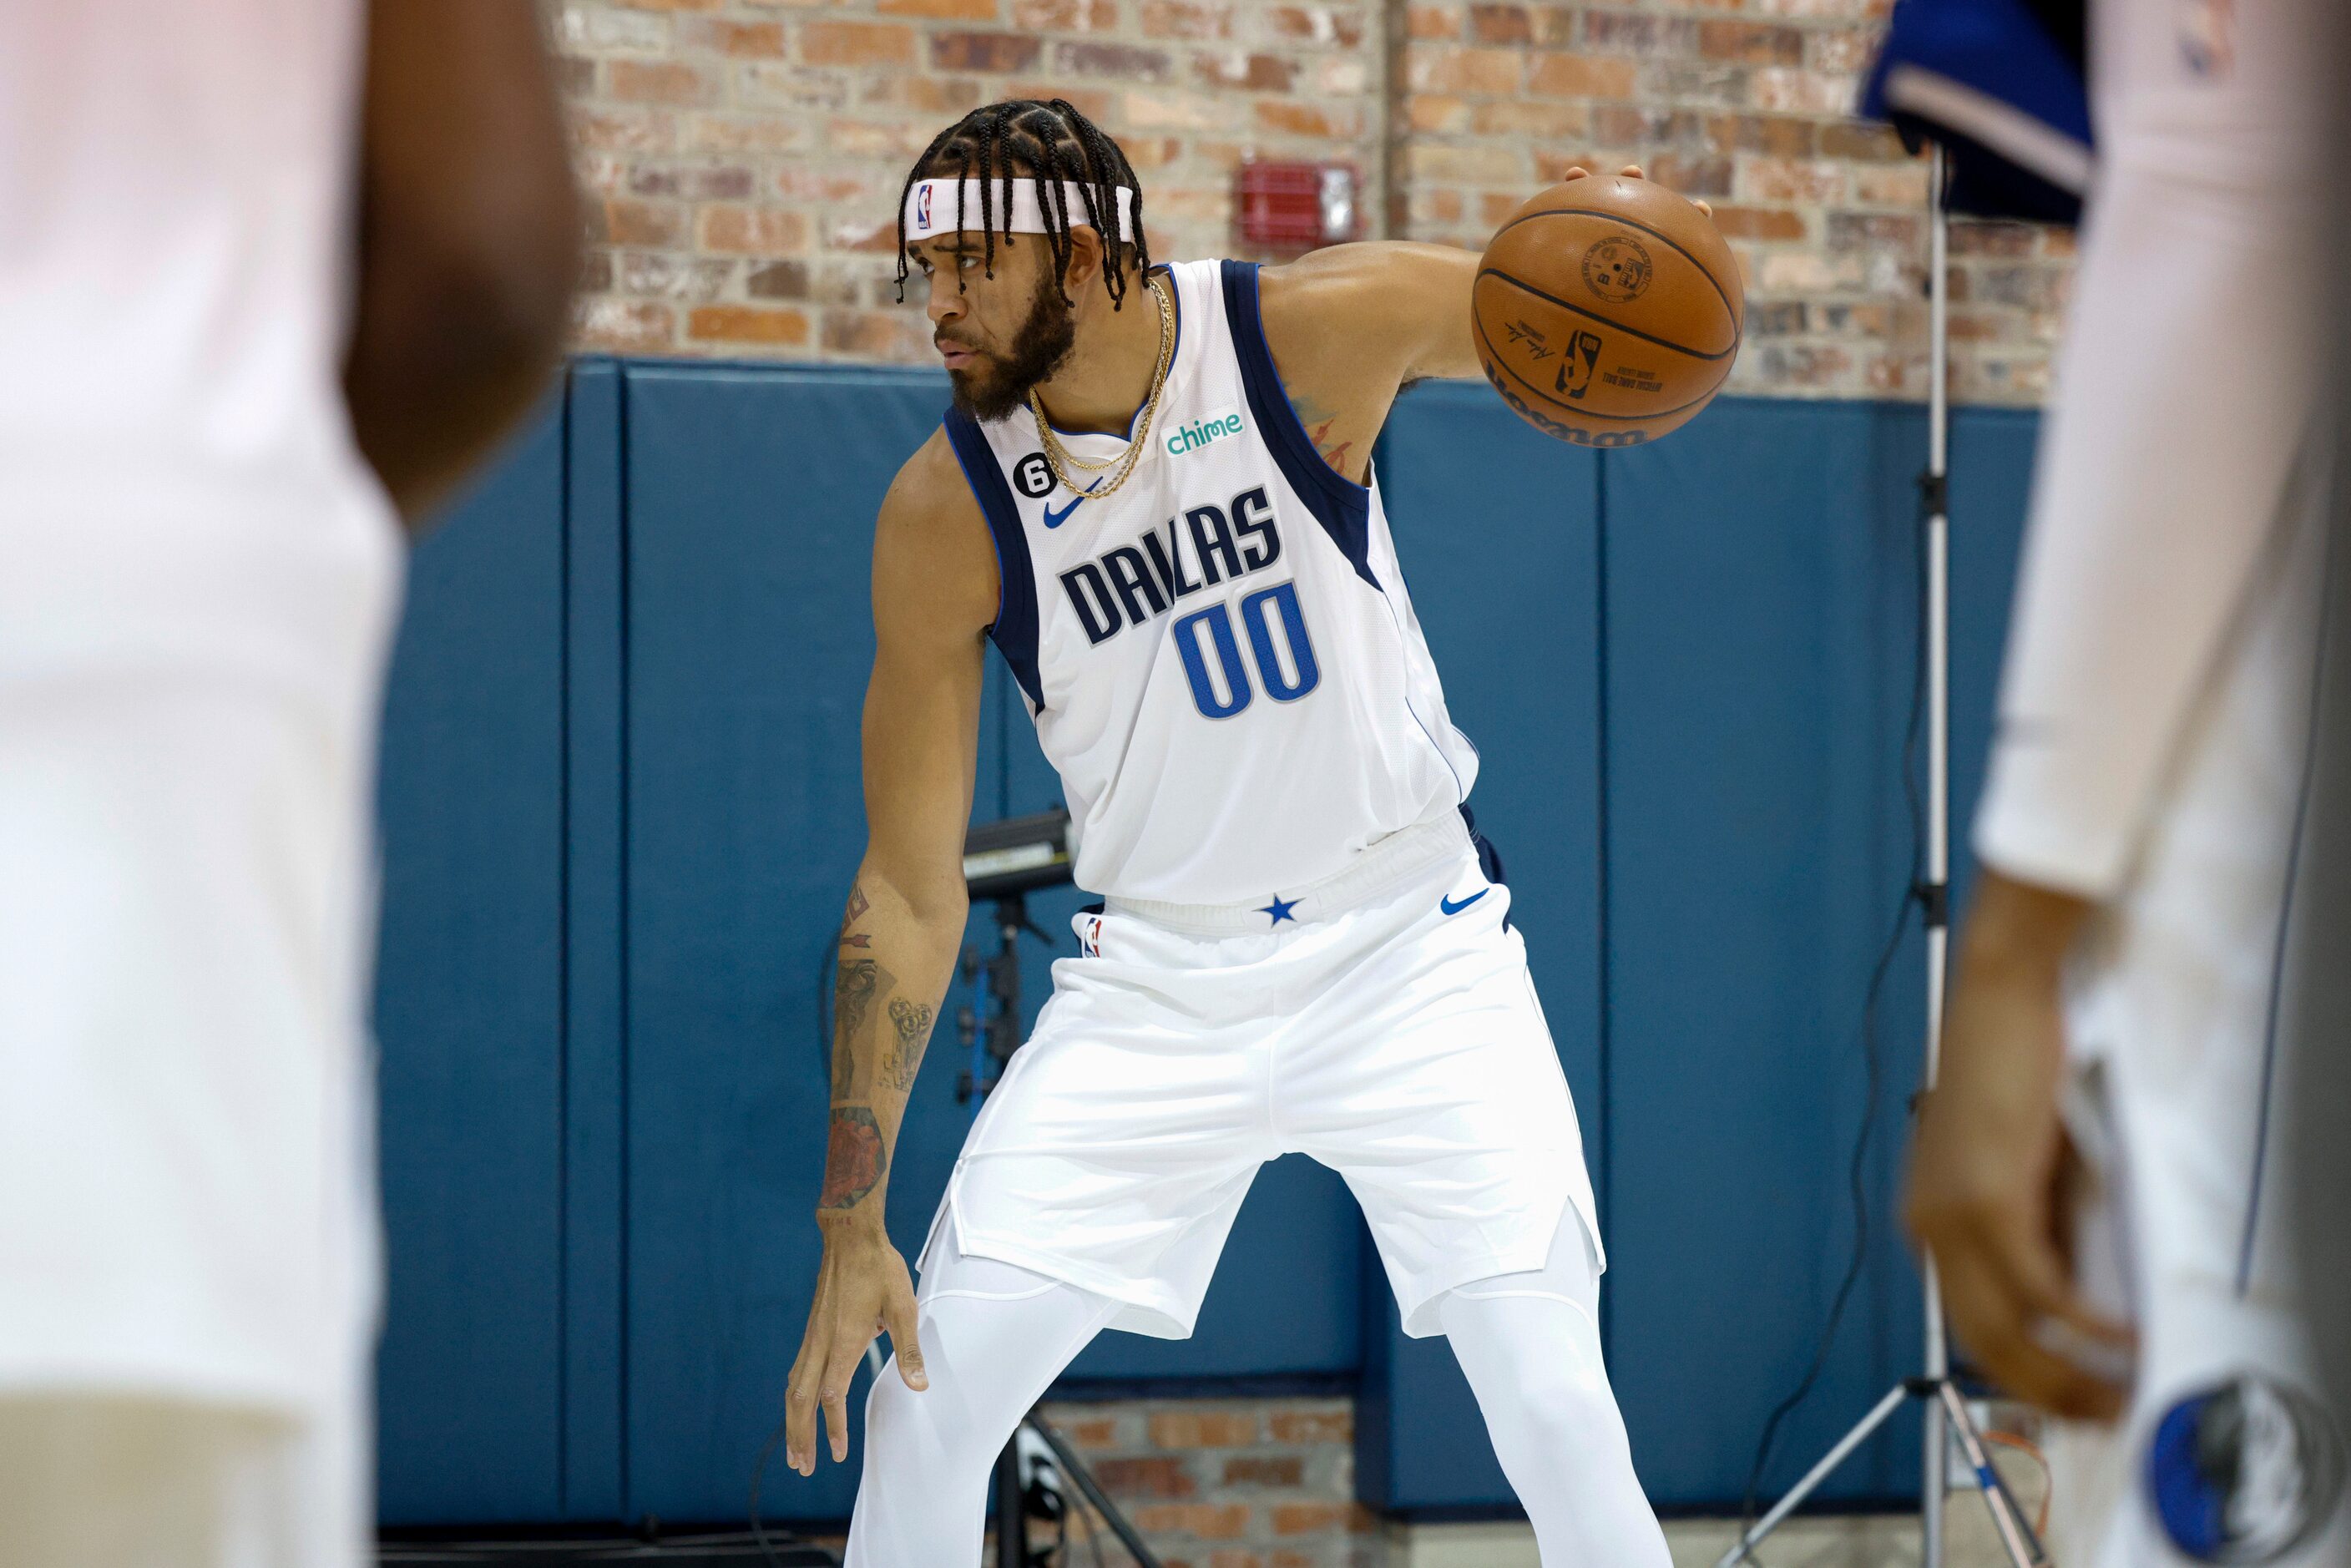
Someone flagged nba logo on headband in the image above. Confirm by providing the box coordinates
[902,177,1137,244]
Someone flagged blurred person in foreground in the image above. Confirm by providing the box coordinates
[1905,0,2346,1563]
[0,5,575,1566]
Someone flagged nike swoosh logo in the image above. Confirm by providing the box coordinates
[1439,890,1488,917]
[1043,496,1084,529]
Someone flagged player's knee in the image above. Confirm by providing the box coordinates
[861,1355,996,1478]
[859,1361,927,1464]
[1489,1350,1621,1464]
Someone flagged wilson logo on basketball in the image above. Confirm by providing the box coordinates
[1582,235,1653,304]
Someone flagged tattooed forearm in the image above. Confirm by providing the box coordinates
[831,956,897,1100]
[813,873,944,1215]
[885,996,934,1093]
[818,1106,885,1209]
[834,959,882,1041]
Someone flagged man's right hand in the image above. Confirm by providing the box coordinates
[1904,870,2133,1420]
[786,1215,928,1476]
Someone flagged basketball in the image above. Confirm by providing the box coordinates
[1474,174,1744,448]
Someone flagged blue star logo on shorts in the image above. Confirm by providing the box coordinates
[1257,895,1299,927]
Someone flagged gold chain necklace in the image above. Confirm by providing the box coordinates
[1029,273,1174,503]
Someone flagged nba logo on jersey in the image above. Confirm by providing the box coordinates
[1079,913,1104,959]
[914,184,933,233]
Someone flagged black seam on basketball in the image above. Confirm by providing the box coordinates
[1488,205,1741,333]
[1472,311,1730,423]
[1476,267,1739,365]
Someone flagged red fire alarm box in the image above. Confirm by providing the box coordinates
[1236,161,1362,250]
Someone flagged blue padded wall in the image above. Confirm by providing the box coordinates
[617,365,947,1522]
[372,362,2039,1526]
[1602,400,1933,1505]
[376,403,569,1522]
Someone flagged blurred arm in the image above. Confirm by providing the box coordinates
[344,0,580,531]
[1972,0,2327,898]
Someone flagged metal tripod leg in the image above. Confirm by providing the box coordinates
[1023,1411,1167,1568]
[1716,1377,2047,1568]
[1713,1383,1911,1568]
[1938,1383,2047,1567]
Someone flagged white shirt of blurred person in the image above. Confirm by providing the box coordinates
[0,4,574,1566]
[1906,0,2346,1565]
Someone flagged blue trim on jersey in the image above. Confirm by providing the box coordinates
[1217,260,1382,594]
[943,407,1045,715]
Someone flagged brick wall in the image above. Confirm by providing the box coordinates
[557,0,1385,365]
[1035,1395,1377,1568]
[555,0,2070,404]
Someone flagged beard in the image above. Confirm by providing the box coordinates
[946,266,1078,422]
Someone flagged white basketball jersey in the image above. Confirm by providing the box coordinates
[947,260,1479,906]
[0,0,397,1418]
[0,0,372,504]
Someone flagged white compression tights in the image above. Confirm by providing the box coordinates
[845,1209,1669,1566]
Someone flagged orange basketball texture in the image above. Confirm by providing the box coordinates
[1474,175,1744,448]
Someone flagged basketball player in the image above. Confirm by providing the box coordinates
[0,6,574,1566]
[782,99,1691,1564]
[1904,0,2344,1562]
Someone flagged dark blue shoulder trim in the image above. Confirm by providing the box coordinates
[943,408,1044,714]
[1217,259,1380,594]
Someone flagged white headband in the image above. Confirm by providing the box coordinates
[903,178,1136,244]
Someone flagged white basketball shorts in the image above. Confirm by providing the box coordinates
[919,811,1603,1340]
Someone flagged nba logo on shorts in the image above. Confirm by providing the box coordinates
[1079,913,1104,959]
[2146,1374,2348,1562]
[915,185,933,233]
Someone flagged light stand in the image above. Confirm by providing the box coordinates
[1715,147,2045,1568]
[951,812,1168,1568]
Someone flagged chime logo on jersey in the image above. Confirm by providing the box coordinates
[1058,484,1282,645]
[2146,1374,2347,1563]
[1165,407,1246,458]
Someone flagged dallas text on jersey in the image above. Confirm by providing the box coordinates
[1056,483,1282,646]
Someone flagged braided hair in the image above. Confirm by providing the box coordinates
[894,99,1151,309]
